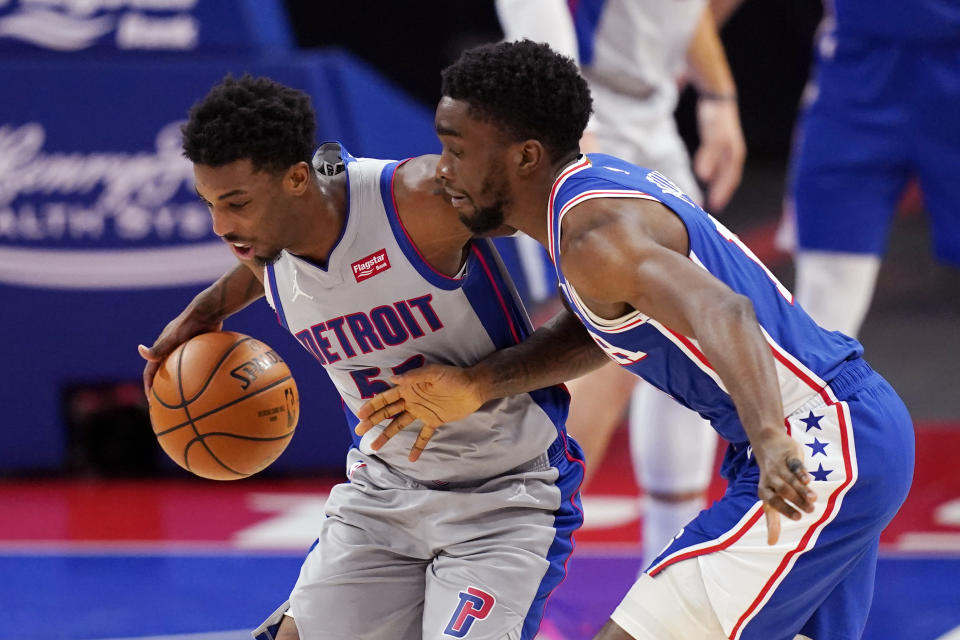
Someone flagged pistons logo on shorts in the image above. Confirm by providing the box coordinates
[443,586,495,637]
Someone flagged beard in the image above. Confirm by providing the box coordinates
[253,249,283,267]
[458,199,508,236]
[458,173,511,236]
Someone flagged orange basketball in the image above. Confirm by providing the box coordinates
[148,331,299,480]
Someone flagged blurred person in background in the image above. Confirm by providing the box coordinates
[495,0,747,568]
[782,0,960,337]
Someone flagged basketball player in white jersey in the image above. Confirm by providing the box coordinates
[139,74,610,640]
[495,0,747,567]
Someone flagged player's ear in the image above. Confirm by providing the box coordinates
[515,140,545,177]
[284,161,312,195]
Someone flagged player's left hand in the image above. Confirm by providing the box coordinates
[694,96,746,212]
[355,364,485,462]
[752,429,817,545]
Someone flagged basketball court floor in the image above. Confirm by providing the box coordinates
[2,424,958,640]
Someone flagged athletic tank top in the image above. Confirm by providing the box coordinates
[264,145,568,484]
[569,0,706,107]
[548,153,862,448]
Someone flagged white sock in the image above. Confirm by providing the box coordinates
[794,250,882,338]
[642,495,705,570]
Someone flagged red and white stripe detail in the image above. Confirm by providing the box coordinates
[559,281,649,334]
[546,156,592,262]
[552,189,660,261]
[645,318,728,391]
[645,381,859,639]
[727,399,859,639]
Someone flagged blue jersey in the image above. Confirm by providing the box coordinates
[548,154,862,451]
[826,0,960,43]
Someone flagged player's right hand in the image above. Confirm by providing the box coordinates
[138,308,223,396]
[753,429,817,545]
[355,364,486,462]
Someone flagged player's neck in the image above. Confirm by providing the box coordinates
[504,152,580,248]
[288,171,348,266]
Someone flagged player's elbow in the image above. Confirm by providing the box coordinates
[696,291,756,330]
[715,292,758,327]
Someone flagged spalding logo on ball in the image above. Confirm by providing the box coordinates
[148,331,299,480]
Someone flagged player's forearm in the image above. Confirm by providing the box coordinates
[188,262,264,323]
[691,294,785,441]
[686,7,737,100]
[468,307,608,402]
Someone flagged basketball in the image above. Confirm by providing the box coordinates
[148,331,299,480]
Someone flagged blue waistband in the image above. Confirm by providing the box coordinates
[826,358,878,400]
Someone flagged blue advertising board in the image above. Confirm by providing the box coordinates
[0,52,439,472]
[0,0,291,55]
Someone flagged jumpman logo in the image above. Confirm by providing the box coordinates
[291,270,314,302]
[507,479,540,504]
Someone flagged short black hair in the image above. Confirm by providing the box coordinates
[181,74,316,173]
[441,40,592,159]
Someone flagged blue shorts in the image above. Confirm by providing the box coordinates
[790,36,960,266]
[646,359,914,640]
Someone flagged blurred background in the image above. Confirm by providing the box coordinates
[0,1,957,639]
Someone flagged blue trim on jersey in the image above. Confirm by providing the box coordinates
[265,263,289,331]
[568,0,606,65]
[295,143,355,274]
[463,240,570,432]
[379,161,465,291]
[341,403,363,448]
[521,434,585,639]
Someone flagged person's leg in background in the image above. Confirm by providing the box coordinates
[789,39,910,337]
[629,385,717,566]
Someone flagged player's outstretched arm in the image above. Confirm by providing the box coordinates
[560,197,815,543]
[355,306,608,461]
[687,4,746,212]
[138,261,264,394]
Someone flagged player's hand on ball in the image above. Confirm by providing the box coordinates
[138,306,223,396]
[355,364,485,462]
[753,429,817,545]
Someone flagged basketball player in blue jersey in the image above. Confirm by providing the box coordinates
[355,41,915,639]
[782,0,960,338]
[496,0,747,568]
[138,74,611,640]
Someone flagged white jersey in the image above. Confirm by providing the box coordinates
[263,146,569,484]
[497,0,706,116]
[575,0,705,113]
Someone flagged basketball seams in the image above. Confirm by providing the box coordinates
[148,331,299,480]
[149,335,256,409]
[153,375,295,437]
[176,335,242,476]
[183,335,256,404]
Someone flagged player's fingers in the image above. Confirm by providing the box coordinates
[369,412,417,451]
[763,503,782,546]
[408,425,438,462]
[694,146,720,184]
[356,398,405,431]
[355,401,405,436]
[761,490,800,522]
[786,458,817,511]
[138,343,159,362]
[356,388,401,419]
[708,168,739,212]
[142,360,159,397]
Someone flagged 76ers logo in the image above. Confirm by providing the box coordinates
[443,587,495,637]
